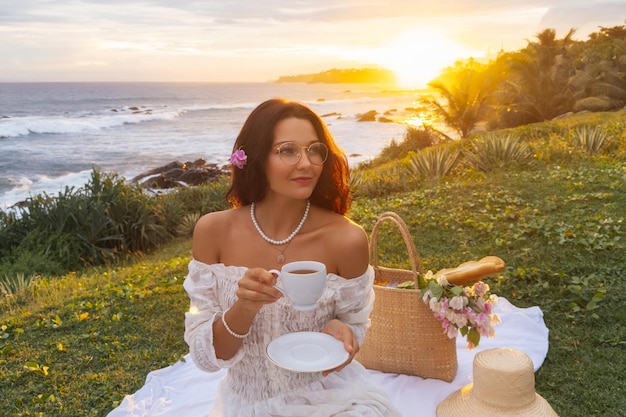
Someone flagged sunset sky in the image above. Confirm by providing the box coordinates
[1,0,624,87]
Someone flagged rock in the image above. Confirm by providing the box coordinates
[131,159,227,189]
[179,166,222,185]
[377,117,393,123]
[131,161,181,183]
[140,175,184,189]
[357,110,378,122]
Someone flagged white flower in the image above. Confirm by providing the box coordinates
[449,295,468,310]
[435,274,449,286]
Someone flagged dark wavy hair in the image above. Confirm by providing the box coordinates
[225,98,351,215]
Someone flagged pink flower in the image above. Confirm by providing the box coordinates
[445,323,458,339]
[472,281,490,297]
[230,149,247,169]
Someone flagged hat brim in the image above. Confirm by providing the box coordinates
[436,384,558,417]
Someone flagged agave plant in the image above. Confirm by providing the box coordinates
[463,134,533,172]
[176,212,201,237]
[408,145,461,178]
[572,126,610,155]
[0,273,38,297]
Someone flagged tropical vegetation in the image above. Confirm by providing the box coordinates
[421,24,626,138]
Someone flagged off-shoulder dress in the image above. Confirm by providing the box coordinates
[183,260,401,417]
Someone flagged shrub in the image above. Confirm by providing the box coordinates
[176,212,201,237]
[351,161,415,198]
[361,126,448,168]
[463,133,533,172]
[0,169,171,278]
[571,126,611,155]
[408,145,462,178]
[163,178,230,216]
[0,273,38,297]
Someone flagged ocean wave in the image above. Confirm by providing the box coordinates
[0,106,186,139]
[0,170,95,210]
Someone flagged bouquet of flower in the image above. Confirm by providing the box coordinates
[416,270,500,350]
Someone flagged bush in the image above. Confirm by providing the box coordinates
[0,170,171,278]
[0,273,38,297]
[361,126,447,168]
[463,133,533,172]
[351,161,416,198]
[161,178,230,217]
[570,125,611,155]
[408,145,462,179]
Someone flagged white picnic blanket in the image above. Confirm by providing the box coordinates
[108,298,549,417]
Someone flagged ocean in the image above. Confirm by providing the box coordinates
[0,82,424,210]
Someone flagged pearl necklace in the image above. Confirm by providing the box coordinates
[250,200,310,245]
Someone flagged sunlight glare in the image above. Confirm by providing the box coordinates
[405,115,426,128]
[374,28,480,88]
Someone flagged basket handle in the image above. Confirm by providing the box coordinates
[370,212,424,284]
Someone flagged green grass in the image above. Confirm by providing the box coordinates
[0,243,191,416]
[1,111,625,416]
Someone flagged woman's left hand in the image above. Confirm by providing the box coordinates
[321,319,359,376]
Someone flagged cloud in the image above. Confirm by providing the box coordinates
[539,1,626,39]
[0,0,624,83]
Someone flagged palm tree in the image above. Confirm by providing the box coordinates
[420,62,498,139]
[572,25,626,111]
[493,28,578,126]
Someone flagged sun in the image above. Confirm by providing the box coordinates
[373,28,480,88]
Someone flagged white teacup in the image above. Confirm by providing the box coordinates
[269,261,327,311]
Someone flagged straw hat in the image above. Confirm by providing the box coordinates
[437,348,558,417]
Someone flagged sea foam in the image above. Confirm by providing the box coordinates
[0,106,186,139]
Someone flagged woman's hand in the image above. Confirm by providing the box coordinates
[321,319,359,377]
[235,267,283,313]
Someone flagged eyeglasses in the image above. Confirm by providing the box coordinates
[274,142,329,165]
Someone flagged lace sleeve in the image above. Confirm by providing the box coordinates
[182,261,246,372]
[330,265,375,345]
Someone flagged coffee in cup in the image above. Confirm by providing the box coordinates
[269,261,327,311]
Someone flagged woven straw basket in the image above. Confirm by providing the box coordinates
[356,212,458,382]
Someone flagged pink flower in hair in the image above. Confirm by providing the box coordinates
[230,149,247,169]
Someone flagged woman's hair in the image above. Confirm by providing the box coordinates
[225,98,351,215]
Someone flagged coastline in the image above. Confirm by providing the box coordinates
[0,82,426,210]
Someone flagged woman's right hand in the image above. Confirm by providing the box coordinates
[235,267,284,313]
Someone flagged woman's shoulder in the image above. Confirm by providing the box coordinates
[312,207,369,278]
[195,207,237,228]
[194,207,251,235]
[318,209,367,245]
[192,207,248,263]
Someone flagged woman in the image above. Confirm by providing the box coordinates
[185,98,401,416]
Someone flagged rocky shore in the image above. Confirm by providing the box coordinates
[130,159,230,189]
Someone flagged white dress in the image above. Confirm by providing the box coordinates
[183,260,402,417]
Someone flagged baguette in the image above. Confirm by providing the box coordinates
[434,256,505,286]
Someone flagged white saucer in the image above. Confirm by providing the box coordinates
[266,332,349,372]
